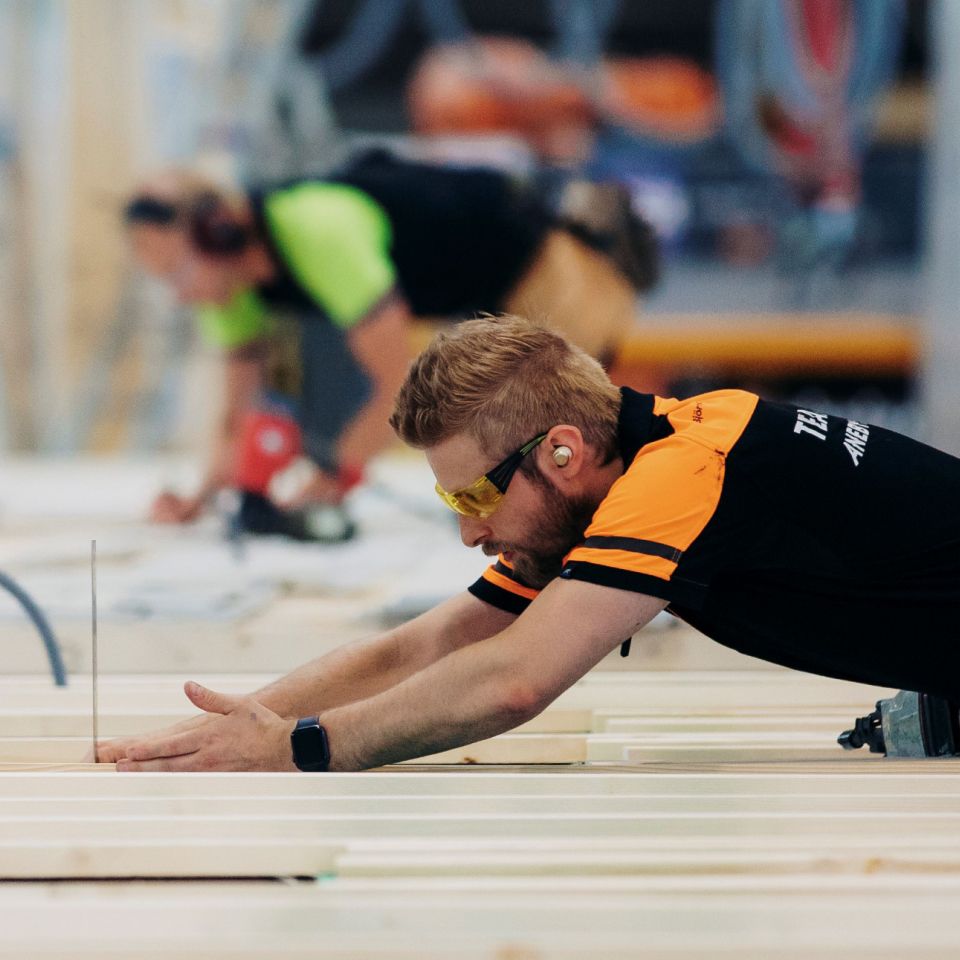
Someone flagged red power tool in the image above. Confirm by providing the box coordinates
[230,405,356,543]
[233,407,303,495]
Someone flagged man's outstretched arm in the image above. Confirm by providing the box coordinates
[112,580,664,771]
[250,588,516,717]
[97,590,516,766]
[319,580,665,770]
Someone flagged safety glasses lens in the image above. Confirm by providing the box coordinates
[434,478,503,518]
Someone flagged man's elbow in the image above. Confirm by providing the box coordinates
[493,678,550,727]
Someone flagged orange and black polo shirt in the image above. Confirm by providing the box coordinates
[469,387,960,699]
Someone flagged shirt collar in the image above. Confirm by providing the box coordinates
[617,387,654,463]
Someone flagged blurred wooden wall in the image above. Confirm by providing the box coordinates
[0,0,332,455]
[0,0,146,452]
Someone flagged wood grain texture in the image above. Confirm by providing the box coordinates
[4,880,960,959]
[0,668,952,957]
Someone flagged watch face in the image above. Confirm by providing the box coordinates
[292,718,330,771]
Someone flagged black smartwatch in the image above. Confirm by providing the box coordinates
[290,716,331,772]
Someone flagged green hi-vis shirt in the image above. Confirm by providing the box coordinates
[197,182,396,350]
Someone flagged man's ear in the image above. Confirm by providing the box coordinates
[540,425,586,479]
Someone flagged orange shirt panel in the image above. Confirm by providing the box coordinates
[654,390,760,453]
[480,557,540,602]
[565,390,759,583]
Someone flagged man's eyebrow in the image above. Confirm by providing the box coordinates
[439,470,478,493]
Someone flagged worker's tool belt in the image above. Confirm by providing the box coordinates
[558,180,659,293]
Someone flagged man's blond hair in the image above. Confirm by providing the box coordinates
[390,314,621,459]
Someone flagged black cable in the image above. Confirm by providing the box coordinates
[0,570,67,686]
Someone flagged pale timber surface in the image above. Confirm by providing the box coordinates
[0,456,954,957]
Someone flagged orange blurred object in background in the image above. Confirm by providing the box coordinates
[407,37,597,163]
[408,38,719,161]
[602,56,720,143]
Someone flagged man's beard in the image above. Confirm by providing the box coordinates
[493,473,600,590]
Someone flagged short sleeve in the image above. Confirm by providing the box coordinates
[560,435,728,607]
[263,183,397,329]
[196,289,271,349]
[468,557,540,615]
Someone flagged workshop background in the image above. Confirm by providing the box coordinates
[0,0,943,459]
[3,2,960,958]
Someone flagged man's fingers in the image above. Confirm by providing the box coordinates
[91,738,133,764]
[116,753,201,773]
[184,681,238,716]
[89,715,210,764]
[124,731,200,763]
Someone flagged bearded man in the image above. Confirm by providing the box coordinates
[98,315,960,772]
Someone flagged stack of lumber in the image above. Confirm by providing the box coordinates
[1,457,954,955]
[2,669,960,957]
[0,671,896,766]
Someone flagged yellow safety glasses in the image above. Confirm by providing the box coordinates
[434,433,548,519]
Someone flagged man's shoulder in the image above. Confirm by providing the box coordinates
[586,389,760,548]
[649,389,760,457]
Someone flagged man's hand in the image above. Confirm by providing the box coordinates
[92,713,212,764]
[114,681,297,772]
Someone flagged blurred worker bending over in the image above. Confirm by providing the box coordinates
[125,150,657,540]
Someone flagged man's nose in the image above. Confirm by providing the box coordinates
[458,514,491,548]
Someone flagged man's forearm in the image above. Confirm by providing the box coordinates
[312,581,666,772]
[252,628,411,718]
[253,592,517,720]
[319,628,541,771]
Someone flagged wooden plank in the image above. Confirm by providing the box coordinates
[617,744,877,764]
[4,768,960,798]
[333,839,960,878]
[0,837,340,879]
[551,677,896,711]
[0,710,193,738]
[510,709,593,733]
[3,810,960,850]
[619,759,960,776]
[414,734,587,765]
[0,738,103,762]
[3,882,960,959]
[586,731,875,763]
[597,715,855,734]
[6,828,960,881]
[545,686,894,713]
[0,789,957,819]
[0,762,113,773]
